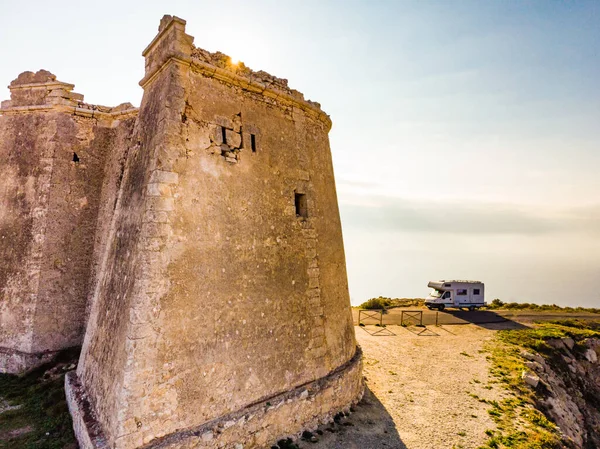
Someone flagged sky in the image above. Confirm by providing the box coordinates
[1,0,599,307]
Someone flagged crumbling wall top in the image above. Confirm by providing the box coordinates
[0,69,138,121]
[139,15,329,127]
[191,47,322,110]
[10,69,59,86]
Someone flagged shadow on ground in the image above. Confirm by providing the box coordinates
[442,310,530,330]
[299,386,406,449]
[354,308,531,332]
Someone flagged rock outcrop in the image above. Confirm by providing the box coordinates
[521,338,600,448]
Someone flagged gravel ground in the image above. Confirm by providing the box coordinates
[357,323,508,449]
[298,323,513,449]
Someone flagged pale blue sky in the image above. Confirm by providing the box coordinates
[2,0,599,307]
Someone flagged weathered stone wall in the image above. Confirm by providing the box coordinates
[0,71,137,373]
[68,15,361,449]
[74,62,182,446]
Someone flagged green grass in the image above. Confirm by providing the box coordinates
[498,320,600,355]
[0,350,78,449]
[476,319,600,449]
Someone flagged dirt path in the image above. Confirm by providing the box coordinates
[357,324,508,449]
[302,323,512,449]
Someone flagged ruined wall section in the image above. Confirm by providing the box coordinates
[0,111,59,363]
[0,70,138,372]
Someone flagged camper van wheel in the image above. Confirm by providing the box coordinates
[438,304,445,311]
[468,306,475,312]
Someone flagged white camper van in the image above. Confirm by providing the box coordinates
[425,280,485,311]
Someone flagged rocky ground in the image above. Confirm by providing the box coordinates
[290,322,518,449]
[4,320,596,449]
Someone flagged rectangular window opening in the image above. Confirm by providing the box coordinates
[251,134,257,152]
[221,126,227,144]
[295,192,308,218]
[457,289,468,296]
[473,289,481,295]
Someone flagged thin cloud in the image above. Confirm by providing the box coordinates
[339,194,600,236]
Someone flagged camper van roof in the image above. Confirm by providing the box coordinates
[439,280,482,283]
[428,280,483,289]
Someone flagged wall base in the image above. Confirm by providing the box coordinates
[66,347,363,449]
[0,347,60,374]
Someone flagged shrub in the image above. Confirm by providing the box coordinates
[358,296,426,310]
[359,297,392,310]
[488,299,504,309]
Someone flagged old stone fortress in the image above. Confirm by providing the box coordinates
[0,15,362,449]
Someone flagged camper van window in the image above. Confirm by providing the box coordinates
[444,283,452,287]
[457,289,467,296]
[442,292,451,299]
[430,290,442,298]
[473,289,480,295]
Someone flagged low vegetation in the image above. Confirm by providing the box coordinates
[479,320,600,449]
[486,299,600,314]
[357,297,425,310]
[0,351,77,449]
[358,297,600,314]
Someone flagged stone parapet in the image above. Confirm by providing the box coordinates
[189,59,332,130]
[66,348,363,449]
[0,69,138,122]
[191,47,322,110]
[139,15,194,88]
[137,15,331,130]
[0,103,139,121]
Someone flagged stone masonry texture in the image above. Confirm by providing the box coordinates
[1,14,362,449]
[0,69,137,373]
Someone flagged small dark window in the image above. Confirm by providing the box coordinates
[221,126,227,144]
[72,152,80,163]
[250,134,257,152]
[457,289,467,296]
[473,289,481,295]
[295,192,307,218]
[444,283,452,287]
[442,292,451,299]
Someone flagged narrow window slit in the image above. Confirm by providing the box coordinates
[295,192,308,218]
[251,134,257,152]
[72,152,80,163]
[221,126,227,144]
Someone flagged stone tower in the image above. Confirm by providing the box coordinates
[0,70,137,373]
[0,14,362,449]
[65,15,362,449]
